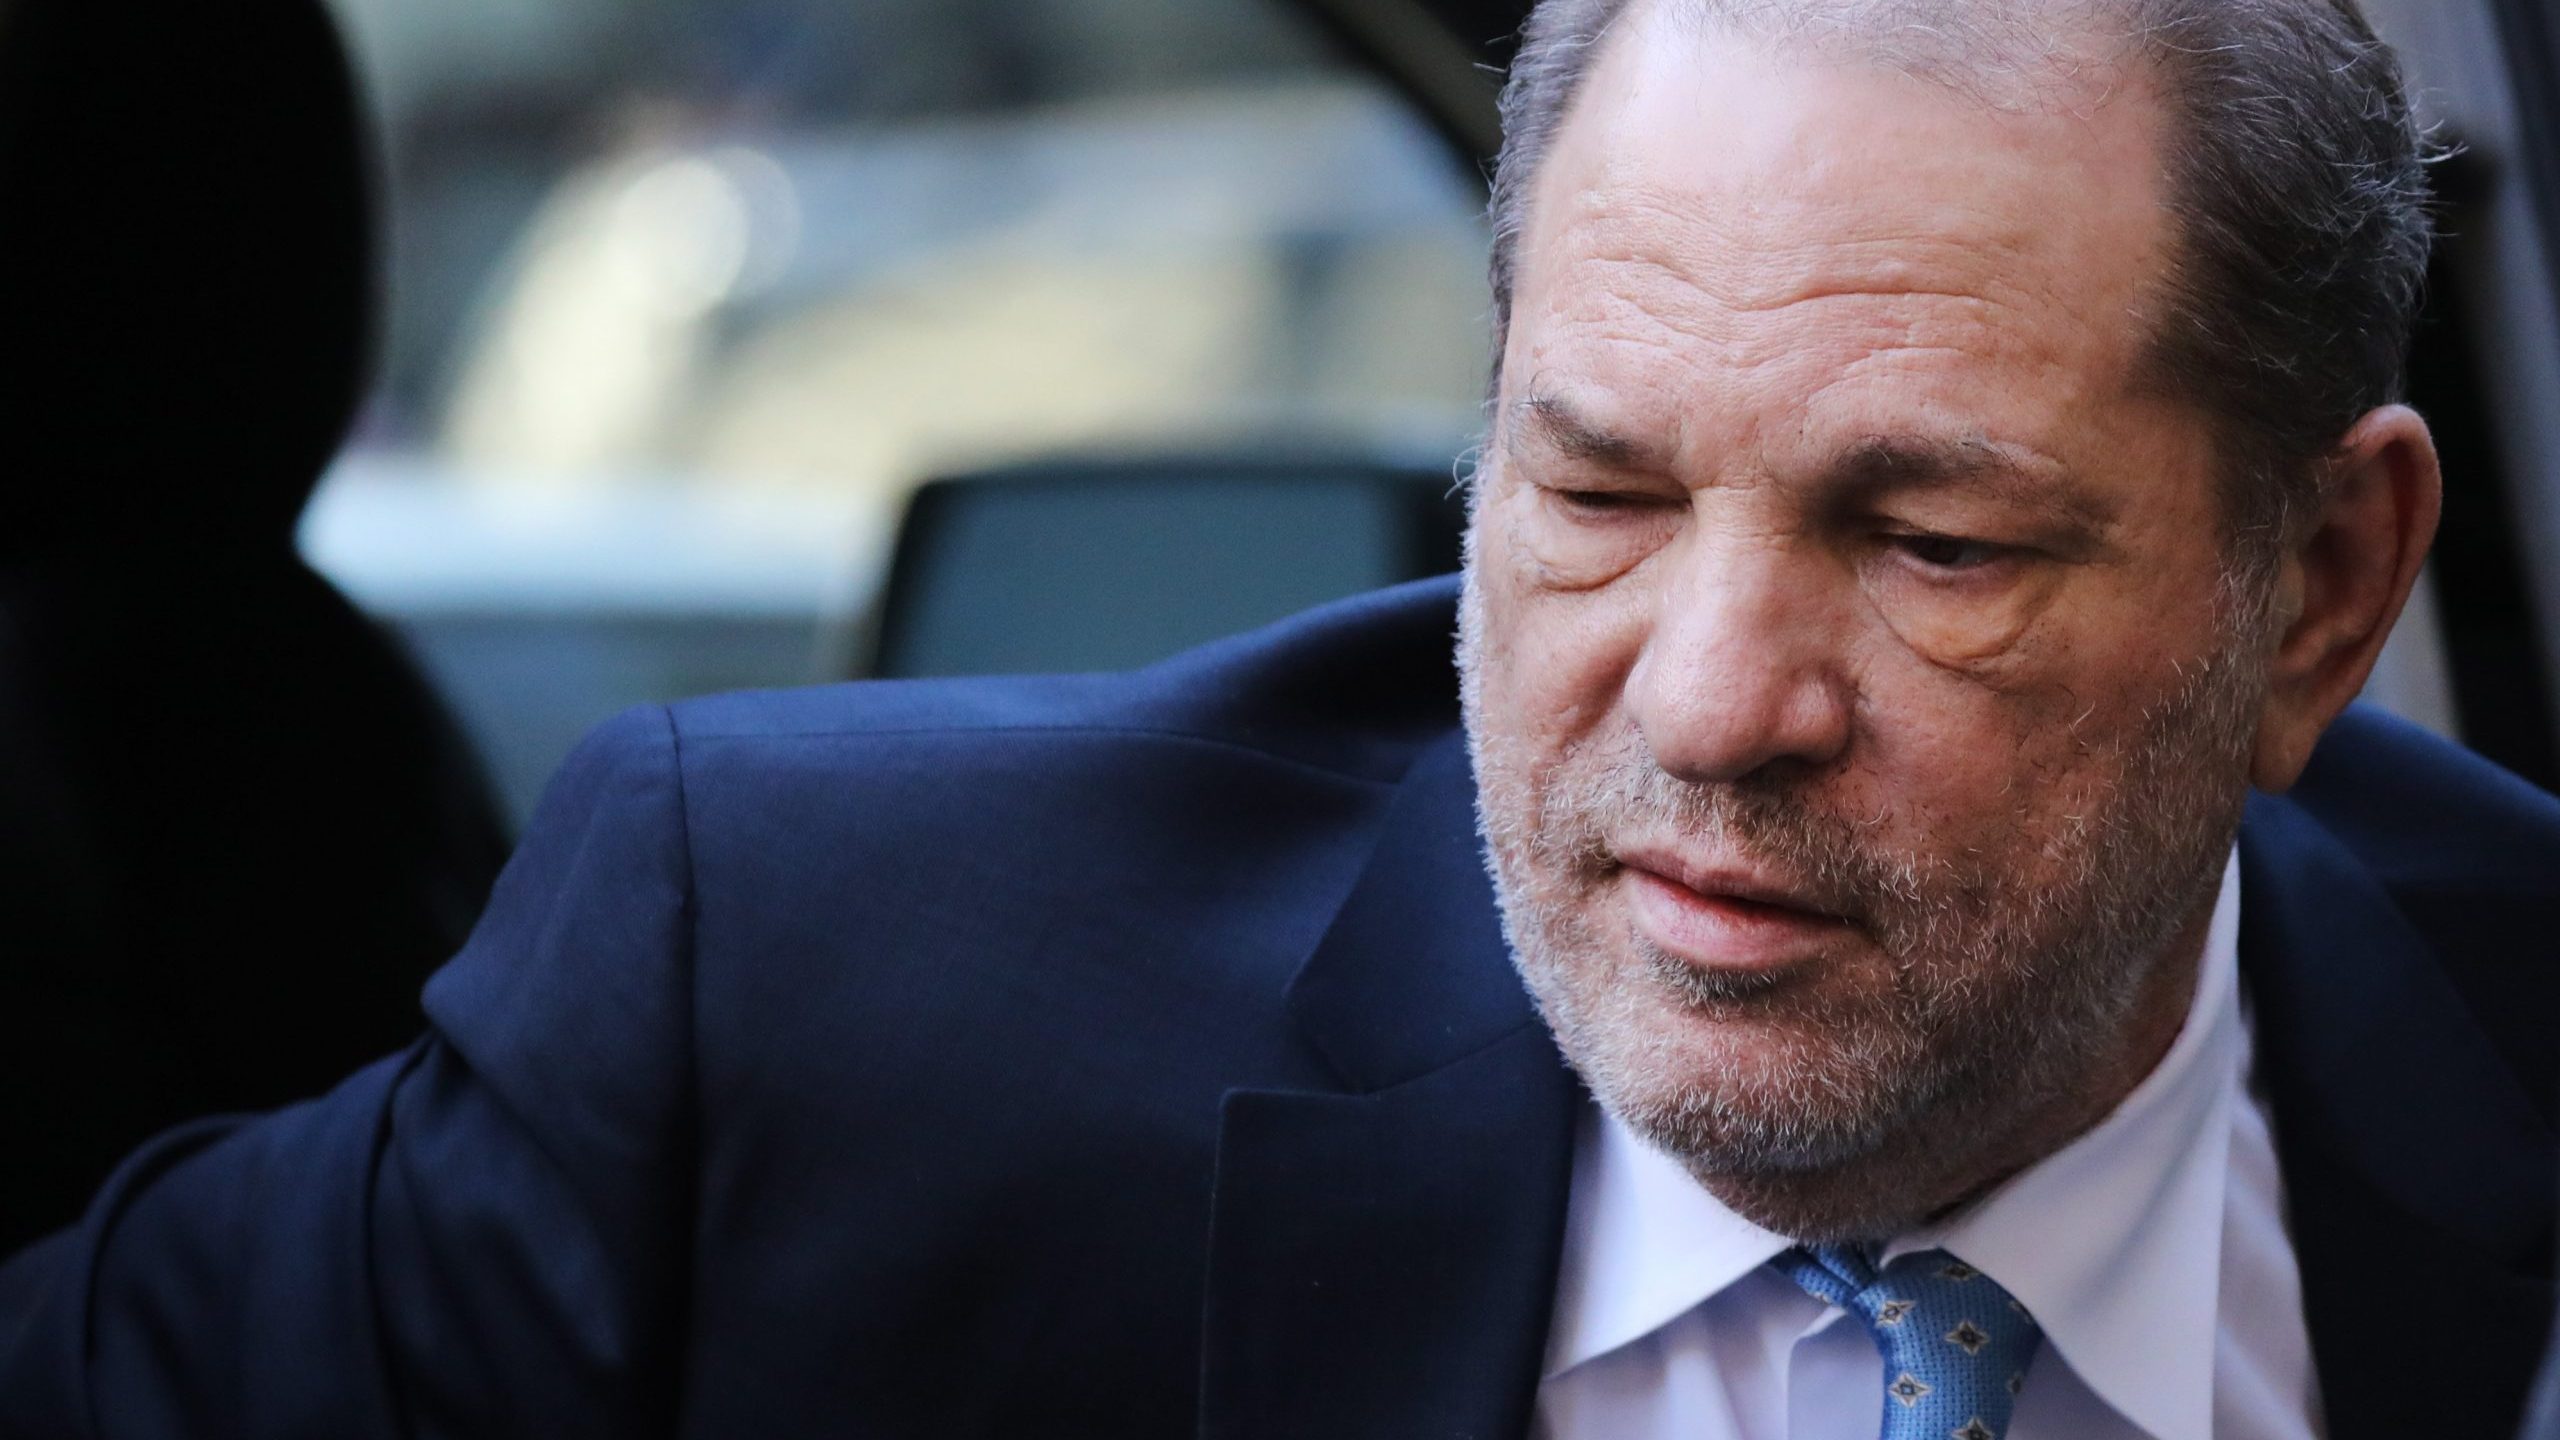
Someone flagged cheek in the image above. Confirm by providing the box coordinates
[1851,545,2234,819]
[1865,568,2072,678]
[1846,630,2187,862]
[1472,492,1657,747]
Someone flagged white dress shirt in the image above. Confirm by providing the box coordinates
[1534,851,2327,1440]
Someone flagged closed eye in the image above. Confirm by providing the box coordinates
[1549,487,1677,516]
[1884,530,2017,573]
[1887,532,2012,572]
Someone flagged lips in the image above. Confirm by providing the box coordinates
[1613,844,1858,976]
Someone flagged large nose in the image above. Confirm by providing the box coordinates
[1625,535,1854,784]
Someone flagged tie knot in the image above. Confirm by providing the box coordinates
[1771,1246,2045,1440]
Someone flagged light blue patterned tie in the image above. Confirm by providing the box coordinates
[1773,1245,2045,1440]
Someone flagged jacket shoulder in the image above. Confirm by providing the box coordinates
[591,578,1471,1106]
[2287,704,2560,896]
[2280,705,2560,1117]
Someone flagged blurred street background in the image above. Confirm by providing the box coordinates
[309,0,1495,820]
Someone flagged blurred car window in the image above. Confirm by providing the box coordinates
[871,454,1469,679]
[308,0,1493,821]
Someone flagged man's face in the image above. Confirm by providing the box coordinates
[1461,20,2269,1237]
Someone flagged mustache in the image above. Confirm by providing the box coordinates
[1521,734,1947,932]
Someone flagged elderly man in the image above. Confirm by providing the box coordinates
[4,0,2553,1437]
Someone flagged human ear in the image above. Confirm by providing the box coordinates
[2249,405,2444,791]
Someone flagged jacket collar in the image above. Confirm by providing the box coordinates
[2237,787,2552,1257]
[2237,789,2555,1439]
[1200,731,1581,1440]
[1281,734,1545,1091]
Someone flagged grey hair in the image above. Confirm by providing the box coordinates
[1484,0,2436,558]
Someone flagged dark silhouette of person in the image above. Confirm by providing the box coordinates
[0,0,510,1251]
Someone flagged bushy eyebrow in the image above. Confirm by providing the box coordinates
[1831,433,2115,530]
[1509,392,1661,470]
[1508,391,2118,531]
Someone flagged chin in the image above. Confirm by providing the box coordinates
[1597,1043,1980,1242]
[1685,1158,1956,1246]
[1577,988,1921,1163]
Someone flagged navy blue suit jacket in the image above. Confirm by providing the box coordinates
[3,578,2555,1439]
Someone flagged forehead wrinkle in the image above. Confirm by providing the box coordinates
[1542,195,2144,447]
[1545,179,2072,368]
[1567,177,2039,305]
[1539,249,2030,401]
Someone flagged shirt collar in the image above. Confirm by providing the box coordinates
[1544,849,2246,1440]
[1540,1081,1796,1377]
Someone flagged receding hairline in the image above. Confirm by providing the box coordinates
[1496,0,2185,363]
[1583,0,2152,119]
[1501,3,2190,383]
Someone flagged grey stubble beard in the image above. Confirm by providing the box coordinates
[1455,563,2267,1241]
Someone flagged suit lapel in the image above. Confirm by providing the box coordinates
[1199,735,1580,1440]
[2238,792,2556,1439]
